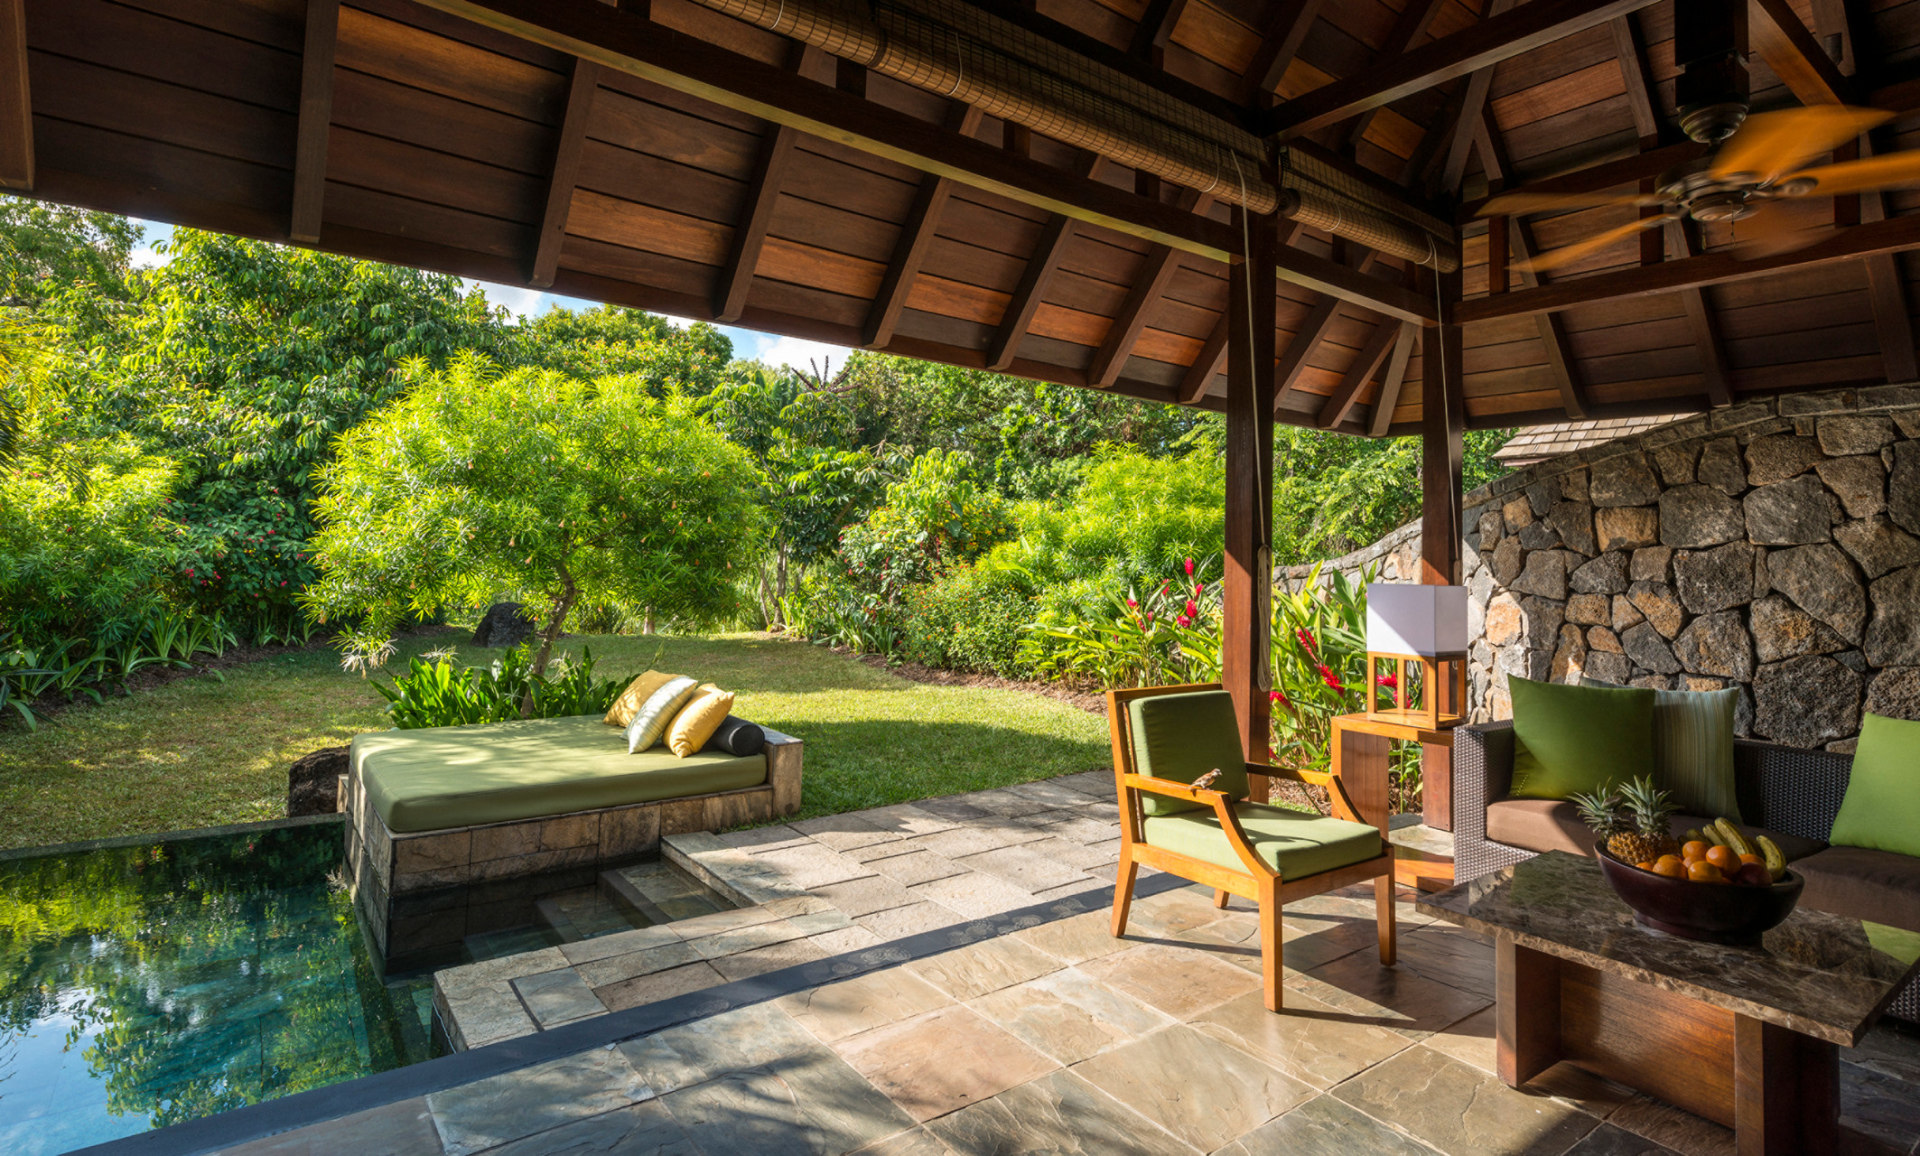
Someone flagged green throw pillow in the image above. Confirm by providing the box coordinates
[1829,712,1920,858]
[1581,677,1742,821]
[1128,690,1247,817]
[1507,676,1655,800]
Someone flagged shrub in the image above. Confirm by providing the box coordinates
[840,448,1012,603]
[372,645,628,729]
[901,565,1037,676]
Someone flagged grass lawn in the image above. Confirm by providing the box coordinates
[0,632,1111,851]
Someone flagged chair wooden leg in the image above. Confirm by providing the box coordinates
[1258,879,1283,1012]
[1375,873,1397,966]
[1212,888,1230,909]
[1111,857,1139,938]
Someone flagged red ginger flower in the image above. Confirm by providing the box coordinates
[1317,662,1343,692]
[1185,600,1199,617]
[1296,627,1318,655]
[1184,557,1195,576]
[1269,689,1291,707]
[1377,673,1398,689]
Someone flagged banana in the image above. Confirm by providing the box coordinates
[1755,835,1787,882]
[1684,827,1704,844]
[1714,817,1754,858]
[1702,825,1726,848]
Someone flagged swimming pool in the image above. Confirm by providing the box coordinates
[0,818,709,1152]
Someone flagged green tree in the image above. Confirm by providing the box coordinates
[304,356,767,675]
[518,304,734,390]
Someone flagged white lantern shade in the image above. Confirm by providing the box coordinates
[1366,584,1469,656]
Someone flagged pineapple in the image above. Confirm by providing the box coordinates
[1608,776,1680,863]
[1570,786,1623,848]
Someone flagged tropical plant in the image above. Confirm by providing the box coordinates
[1020,556,1221,687]
[303,356,767,677]
[839,448,1013,606]
[372,645,630,729]
[900,563,1038,676]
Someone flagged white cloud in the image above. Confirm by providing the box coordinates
[460,278,596,320]
[752,333,854,376]
[128,220,172,268]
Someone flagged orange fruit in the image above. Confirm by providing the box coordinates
[1739,853,1764,867]
[1653,855,1687,879]
[1636,862,1655,871]
[1705,845,1739,873]
[1682,840,1711,862]
[1687,860,1725,884]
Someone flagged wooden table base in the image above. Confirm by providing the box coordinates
[1495,938,1840,1156]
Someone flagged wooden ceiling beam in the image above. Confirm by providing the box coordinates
[1244,0,1325,105]
[1261,0,1663,140]
[289,0,340,244]
[1438,0,1519,192]
[1317,317,1399,428]
[1178,316,1230,404]
[1129,0,1192,64]
[864,104,983,349]
[0,0,31,191]
[714,45,811,322]
[1088,191,1210,387]
[1368,322,1418,436]
[1456,211,1920,323]
[1751,0,1848,105]
[1611,13,1662,140]
[1345,0,1449,152]
[989,155,1098,371]
[1663,218,1733,407]
[530,58,602,288]
[416,0,1437,323]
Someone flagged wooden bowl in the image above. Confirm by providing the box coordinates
[1595,850,1804,946]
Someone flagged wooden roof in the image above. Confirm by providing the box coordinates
[6,0,1920,433]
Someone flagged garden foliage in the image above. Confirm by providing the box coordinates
[373,645,628,729]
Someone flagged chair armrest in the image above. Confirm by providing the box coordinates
[1245,761,1311,784]
[1122,774,1278,880]
[1122,773,1236,806]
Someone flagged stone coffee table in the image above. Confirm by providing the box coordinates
[1418,851,1920,1156]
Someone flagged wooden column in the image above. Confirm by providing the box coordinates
[1420,264,1464,828]
[1223,204,1279,762]
[0,0,31,192]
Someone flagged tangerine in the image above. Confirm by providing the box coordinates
[1636,862,1655,871]
[1739,852,1764,868]
[1682,840,1711,862]
[1705,845,1739,873]
[1653,855,1687,879]
[1687,860,1726,884]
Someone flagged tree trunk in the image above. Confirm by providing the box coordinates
[524,581,576,715]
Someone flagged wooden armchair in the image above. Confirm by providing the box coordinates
[1108,683,1397,1012]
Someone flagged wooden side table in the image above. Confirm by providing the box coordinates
[1330,712,1456,893]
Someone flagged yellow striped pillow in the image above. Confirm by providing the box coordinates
[605,670,681,727]
[624,676,699,753]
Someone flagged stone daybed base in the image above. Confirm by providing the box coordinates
[346,728,800,966]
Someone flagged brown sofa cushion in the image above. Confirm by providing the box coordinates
[1485,800,1824,862]
[1794,846,1920,933]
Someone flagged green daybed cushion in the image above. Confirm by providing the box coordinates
[353,714,767,833]
[1142,803,1383,881]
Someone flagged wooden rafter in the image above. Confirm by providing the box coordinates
[1088,191,1210,387]
[289,0,340,244]
[1129,0,1191,64]
[1752,0,1847,107]
[421,0,1437,323]
[1611,14,1661,140]
[1178,316,1229,404]
[1475,115,1588,419]
[1346,0,1448,152]
[1243,0,1324,105]
[714,45,810,322]
[1368,323,1417,436]
[988,211,1079,371]
[1438,0,1519,192]
[864,104,983,349]
[1261,0,1662,140]
[1664,219,1732,407]
[1317,317,1400,428]
[1274,247,1379,413]
[530,58,602,288]
[0,0,31,191]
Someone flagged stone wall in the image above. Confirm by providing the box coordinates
[1276,519,1425,591]
[1458,386,1920,750]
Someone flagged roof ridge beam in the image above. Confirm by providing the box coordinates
[1262,0,1664,140]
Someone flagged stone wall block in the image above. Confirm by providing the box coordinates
[1596,506,1659,552]
[1511,551,1568,599]
[1527,481,1556,517]
[1659,485,1745,547]
[1570,551,1630,595]
[1865,666,1920,720]
[1752,655,1863,748]
[1818,415,1897,457]
[1484,593,1523,648]
[1565,593,1610,626]
[1895,409,1920,439]
[1630,546,1673,583]
[1834,515,1920,579]
[1767,543,1867,644]
[1654,441,1700,486]
[1560,469,1590,503]
[1865,565,1920,667]
[1673,611,1754,681]
[1889,442,1920,535]
[1520,596,1567,650]
[1503,495,1534,531]
[1673,542,1755,615]
[1590,452,1662,507]
[1546,500,1598,555]
[1742,475,1836,546]
[1622,622,1683,674]
[1745,434,1824,485]
[1612,594,1645,634]
[1697,438,1748,496]
[1750,595,1847,663]
[1478,509,1504,550]
[1587,626,1623,654]
[1518,522,1561,550]
[1551,623,1589,683]
[1490,537,1523,585]
[1626,580,1685,638]
[1585,650,1630,683]
[1813,455,1887,520]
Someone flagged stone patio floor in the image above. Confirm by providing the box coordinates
[221,772,1920,1156]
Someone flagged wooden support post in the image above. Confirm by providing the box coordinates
[1496,938,1562,1087]
[1223,204,1279,761]
[1421,269,1464,587]
[0,0,28,192]
[290,0,341,243]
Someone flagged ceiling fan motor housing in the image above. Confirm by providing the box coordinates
[1675,0,1750,144]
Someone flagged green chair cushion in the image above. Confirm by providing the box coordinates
[354,714,768,833]
[1142,802,1383,880]
[1507,676,1655,801]
[1830,712,1920,859]
[1128,690,1247,817]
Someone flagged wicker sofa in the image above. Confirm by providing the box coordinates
[1454,721,1918,1022]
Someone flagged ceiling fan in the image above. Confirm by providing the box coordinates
[1476,0,1920,274]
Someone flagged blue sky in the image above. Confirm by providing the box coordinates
[129,221,853,374]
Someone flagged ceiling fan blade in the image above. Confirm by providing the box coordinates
[1712,106,1894,184]
[1518,215,1674,274]
[1478,190,1659,217]
[1779,149,1920,197]
[1731,203,1819,260]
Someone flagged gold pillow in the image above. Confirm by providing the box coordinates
[626,676,700,753]
[605,670,680,727]
[668,684,735,757]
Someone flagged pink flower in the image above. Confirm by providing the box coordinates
[1377,673,1398,689]
[1296,628,1318,655]
[1126,598,1137,609]
[1317,663,1343,692]
[1185,600,1199,617]
[1193,583,1203,598]
[1269,689,1291,707]
[1184,557,1195,576]
[1160,580,1171,595]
